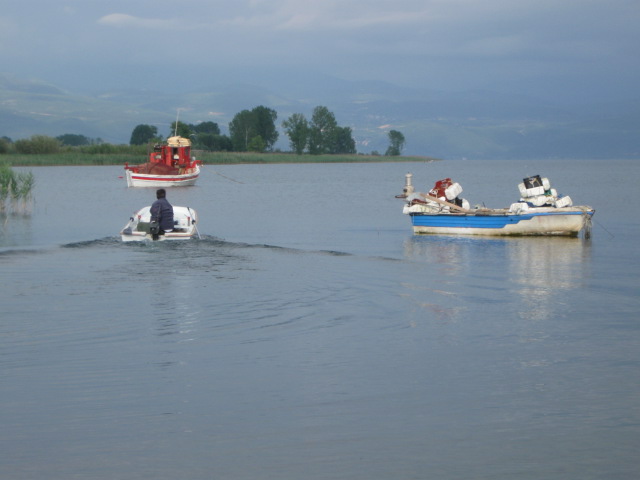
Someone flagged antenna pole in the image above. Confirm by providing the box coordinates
[174,109,180,137]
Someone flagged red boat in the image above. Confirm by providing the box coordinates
[124,136,201,187]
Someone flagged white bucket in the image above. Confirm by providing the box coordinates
[445,182,463,200]
[528,195,554,207]
[509,202,529,213]
[555,195,573,208]
[518,183,546,198]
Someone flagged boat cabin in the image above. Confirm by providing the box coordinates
[150,136,192,169]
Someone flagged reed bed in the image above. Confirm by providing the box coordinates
[0,164,35,214]
[2,153,139,167]
[2,151,437,167]
[197,152,437,164]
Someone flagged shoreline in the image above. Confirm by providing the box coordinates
[2,153,441,167]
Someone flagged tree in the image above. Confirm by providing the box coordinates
[195,133,232,151]
[385,130,405,156]
[251,106,278,150]
[57,134,91,146]
[216,135,233,151]
[191,121,220,135]
[169,121,192,138]
[228,106,278,152]
[229,109,255,151]
[327,126,356,154]
[130,124,159,145]
[0,137,11,154]
[247,135,266,152]
[282,113,309,154]
[190,121,224,150]
[308,106,338,154]
[306,106,356,154]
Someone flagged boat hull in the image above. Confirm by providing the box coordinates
[120,206,199,242]
[408,207,594,236]
[125,164,200,188]
[121,231,196,242]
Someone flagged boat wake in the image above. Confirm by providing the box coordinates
[0,246,50,257]
[57,234,363,260]
[62,237,122,249]
[8,234,398,265]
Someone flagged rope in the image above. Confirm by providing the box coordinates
[211,169,244,184]
[592,216,614,239]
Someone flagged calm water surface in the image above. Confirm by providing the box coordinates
[1,159,639,479]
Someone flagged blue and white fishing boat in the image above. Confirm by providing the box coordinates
[399,174,594,237]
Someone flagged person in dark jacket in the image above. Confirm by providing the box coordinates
[150,188,174,234]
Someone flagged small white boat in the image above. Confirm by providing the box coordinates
[399,174,595,237]
[120,206,200,242]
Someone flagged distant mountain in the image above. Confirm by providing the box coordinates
[1,72,638,159]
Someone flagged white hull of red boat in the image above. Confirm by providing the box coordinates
[120,206,200,242]
[125,164,200,188]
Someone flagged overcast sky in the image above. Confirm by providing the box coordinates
[1,0,639,102]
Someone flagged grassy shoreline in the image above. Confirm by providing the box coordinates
[2,151,440,167]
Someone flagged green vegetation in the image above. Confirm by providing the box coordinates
[0,150,436,167]
[14,135,62,154]
[281,113,308,154]
[56,134,96,146]
[1,104,416,164]
[385,130,406,156]
[196,152,434,164]
[0,141,149,166]
[229,106,279,152]
[130,125,159,146]
[283,106,356,155]
[134,105,380,155]
[0,163,34,213]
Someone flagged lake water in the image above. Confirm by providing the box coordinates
[1,159,639,479]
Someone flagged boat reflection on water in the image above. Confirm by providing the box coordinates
[402,235,592,323]
[507,236,592,322]
[399,236,478,326]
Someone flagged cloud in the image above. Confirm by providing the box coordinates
[1,0,638,102]
[217,0,432,31]
[97,13,176,29]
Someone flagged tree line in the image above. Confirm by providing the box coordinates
[0,135,144,155]
[131,105,404,156]
[1,105,405,156]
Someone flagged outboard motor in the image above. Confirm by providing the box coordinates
[149,220,160,240]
